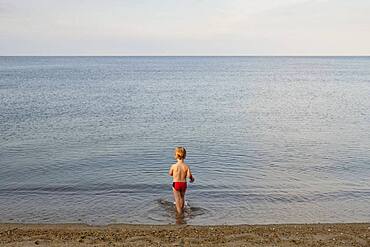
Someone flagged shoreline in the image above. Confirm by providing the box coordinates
[1,223,369,246]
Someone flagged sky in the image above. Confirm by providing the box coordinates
[0,0,369,56]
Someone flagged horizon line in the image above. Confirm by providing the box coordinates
[1,55,370,57]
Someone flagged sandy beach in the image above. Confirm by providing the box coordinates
[0,223,369,246]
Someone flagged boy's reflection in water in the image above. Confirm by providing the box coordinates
[175,212,187,225]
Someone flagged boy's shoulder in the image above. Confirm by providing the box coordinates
[171,162,190,168]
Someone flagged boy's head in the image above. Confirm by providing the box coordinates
[174,147,186,160]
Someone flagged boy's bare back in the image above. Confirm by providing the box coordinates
[169,162,193,182]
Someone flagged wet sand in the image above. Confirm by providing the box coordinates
[0,223,369,246]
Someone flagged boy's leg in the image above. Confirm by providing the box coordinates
[180,190,186,209]
[173,188,183,214]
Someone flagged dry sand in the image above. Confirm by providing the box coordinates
[0,223,369,246]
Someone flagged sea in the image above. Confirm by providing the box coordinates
[0,56,369,225]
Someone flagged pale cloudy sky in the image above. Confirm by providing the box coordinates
[0,0,369,55]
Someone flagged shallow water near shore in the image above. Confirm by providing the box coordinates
[0,56,369,225]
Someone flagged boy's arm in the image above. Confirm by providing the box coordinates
[187,167,195,183]
[168,165,173,176]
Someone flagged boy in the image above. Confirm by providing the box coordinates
[168,147,195,214]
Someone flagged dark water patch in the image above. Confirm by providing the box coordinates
[146,198,209,224]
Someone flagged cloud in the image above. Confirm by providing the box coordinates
[0,1,13,17]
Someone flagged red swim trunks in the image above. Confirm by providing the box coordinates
[172,182,187,191]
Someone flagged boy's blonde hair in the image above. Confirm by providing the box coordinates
[174,147,186,160]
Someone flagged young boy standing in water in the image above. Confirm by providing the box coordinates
[169,147,195,214]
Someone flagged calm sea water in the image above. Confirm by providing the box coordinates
[0,56,369,225]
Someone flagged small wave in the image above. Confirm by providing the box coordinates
[1,184,369,204]
[0,183,169,195]
[0,183,229,196]
[193,189,370,204]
